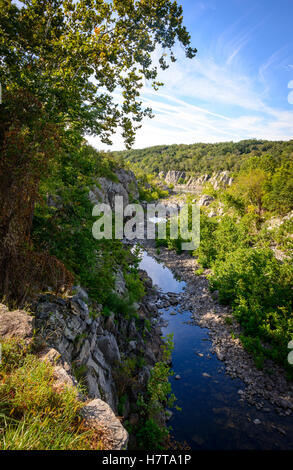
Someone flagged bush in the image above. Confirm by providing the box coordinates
[209,248,293,372]
[136,335,175,449]
[0,339,105,450]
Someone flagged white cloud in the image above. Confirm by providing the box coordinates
[88,40,293,151]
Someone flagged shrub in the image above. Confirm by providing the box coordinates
[0,339,105,450]
[209,248,293,372]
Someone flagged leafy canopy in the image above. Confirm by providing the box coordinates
[0,0,196,147]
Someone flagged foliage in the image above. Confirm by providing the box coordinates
[136,334,175,449]
[209,248,293,374]
[32,136,145,309]
[0,89,73,306]
[0,339,105,450]
[264,162,293,214]
[118,139,293,176]
[0,0,196,304]
[133,171,170,202]
[230,168,268,216]
[1,0,196,147]
[195,212,256,268]
[136,418,168,450]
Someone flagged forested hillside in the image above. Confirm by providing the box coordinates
[118,139,293,175]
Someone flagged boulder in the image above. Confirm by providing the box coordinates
[38,347,62,365]
[0,307,34,343]
[72,285,89,302]
[198,194,215,207]
[52,365,77,391]
[82,399,128,450]
[38,347,78,393]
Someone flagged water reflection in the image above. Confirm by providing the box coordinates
[139,249,293,450]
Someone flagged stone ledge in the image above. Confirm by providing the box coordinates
[82,398,128,450]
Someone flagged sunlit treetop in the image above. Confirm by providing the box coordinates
[0,0,196,147]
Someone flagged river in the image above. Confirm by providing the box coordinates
[138,248,293,450]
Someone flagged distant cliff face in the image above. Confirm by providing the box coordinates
[159,170,233,191]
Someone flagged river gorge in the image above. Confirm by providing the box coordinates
[137,238,293,450]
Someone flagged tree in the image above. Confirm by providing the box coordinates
[0,0,196,303]
[264,162,293,214]
[0,0,196,147]
[232,169,268,216]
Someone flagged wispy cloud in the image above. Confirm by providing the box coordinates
[88,20,293,151]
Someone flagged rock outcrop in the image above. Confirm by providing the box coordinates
[33,268,162,415]
[0,304,34,343]
[0,265,163,450]
[89,168,139,209]
[82,399,128,450]
[159,170,233,192]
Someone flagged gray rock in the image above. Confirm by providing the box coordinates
[72,285,89,302]
[0,309,34,343]
[114,269,127,297]
[52,365,78,391]
[82,399,128,450]
[89,169,138,210]
[96,334,121,366]
[86,356,117,411]
[128,340,137,351]
[38,347,61,365]
[198,194,215,207]
[71,297,89,318]
[137,366,151,387]
[253,418,261,425]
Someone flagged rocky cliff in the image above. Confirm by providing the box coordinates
[0,168,163,450]
[89,168,139,208]
[32,265,162,448]
[159,170,233,192]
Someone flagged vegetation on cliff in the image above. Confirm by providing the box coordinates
[0,0,197,451]
[0,338,109,450]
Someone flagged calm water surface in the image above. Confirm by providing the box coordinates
[139,249,293,450]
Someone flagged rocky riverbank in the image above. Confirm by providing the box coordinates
[141,240,293,422]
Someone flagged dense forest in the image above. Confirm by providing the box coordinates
[117,139,293,176]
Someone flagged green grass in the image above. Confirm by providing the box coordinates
[0,339,106,450]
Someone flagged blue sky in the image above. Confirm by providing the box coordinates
[88,0,293,150]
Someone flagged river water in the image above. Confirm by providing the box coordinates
[139,249,293,450]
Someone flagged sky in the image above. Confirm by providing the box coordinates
[87,0,293,151]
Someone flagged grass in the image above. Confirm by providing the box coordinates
[0,338,107,450]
